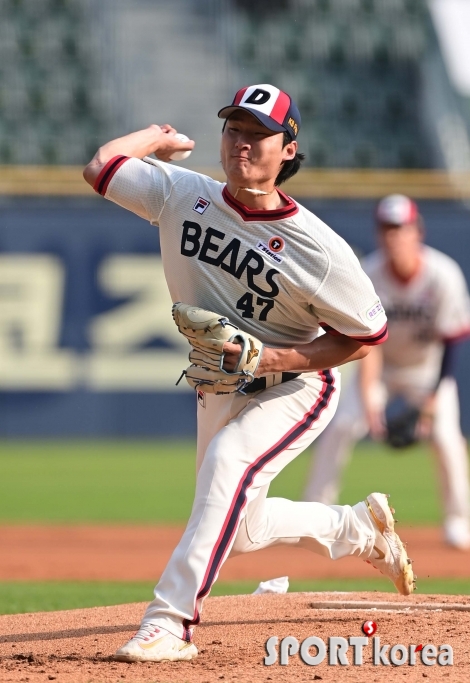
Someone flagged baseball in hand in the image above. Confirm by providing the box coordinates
[170,134,192,161]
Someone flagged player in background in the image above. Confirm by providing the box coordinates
[305,195,470,550]
[83,86,414,664]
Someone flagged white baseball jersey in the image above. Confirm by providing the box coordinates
[94,155,405,643]
[94,155,388,353]
[363,246,470,392]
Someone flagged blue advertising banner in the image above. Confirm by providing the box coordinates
[0,196,469,435]
[0,197,196,436]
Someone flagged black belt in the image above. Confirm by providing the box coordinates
[244,372,301,394]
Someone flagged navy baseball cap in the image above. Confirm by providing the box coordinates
[218,84,301,141]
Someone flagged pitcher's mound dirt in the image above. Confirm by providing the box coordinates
[1,592,469,682]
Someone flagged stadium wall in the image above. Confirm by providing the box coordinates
[1,184,469,436]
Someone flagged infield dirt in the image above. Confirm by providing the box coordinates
[0,524,468,580]
[0,592,469,682]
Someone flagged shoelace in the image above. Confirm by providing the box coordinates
[132,624,162,642]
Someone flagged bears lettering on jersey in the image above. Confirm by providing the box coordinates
[386,303,435,343]
[180,220,280,298]
[386,304,433,322]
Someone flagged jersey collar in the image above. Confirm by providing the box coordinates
[222,186,298,222]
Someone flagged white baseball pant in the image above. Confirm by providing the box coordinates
[141,369,377,640]
[305,374,470,527]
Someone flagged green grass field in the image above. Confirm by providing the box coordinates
[0,579,469,615]
[0,439,442,524]
[0,439,465,613]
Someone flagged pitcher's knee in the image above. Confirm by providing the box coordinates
[230,519,259,555]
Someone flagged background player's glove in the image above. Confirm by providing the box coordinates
[172,303,264,394]
[385,406,421,449]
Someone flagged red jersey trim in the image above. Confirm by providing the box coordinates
[93,155,130,196]
[442,328,470,344]
[222,186,298,222]
[320,322,389,346]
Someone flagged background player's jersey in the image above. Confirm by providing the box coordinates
[94,156,387,348]
[363,246,470,391]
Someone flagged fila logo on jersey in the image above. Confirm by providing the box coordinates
[256,241,283,264]
[193,197,210,215]
[268,236,285,253]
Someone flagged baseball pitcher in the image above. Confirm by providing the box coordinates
[305,195,470,549]
[83,86,414,663]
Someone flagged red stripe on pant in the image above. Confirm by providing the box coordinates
[183,370,335,633]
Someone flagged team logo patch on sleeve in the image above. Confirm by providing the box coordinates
[268,236,285,253]
[193,197,210,214]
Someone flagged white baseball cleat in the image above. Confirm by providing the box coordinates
[444,516,470,550]
[114,624,198,662]
[363,492,416,596]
